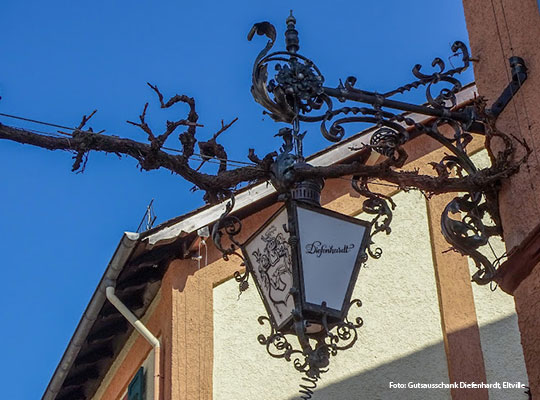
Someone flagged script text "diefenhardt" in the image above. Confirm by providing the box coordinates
[304,241,355,257]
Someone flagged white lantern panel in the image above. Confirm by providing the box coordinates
[244,208,295,328]
[297,206,367,311]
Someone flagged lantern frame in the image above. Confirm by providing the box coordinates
[286,200,370,326]
[241,204,295,332]
[241,199,370,334]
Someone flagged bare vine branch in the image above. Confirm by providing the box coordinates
[0,122,262,202]
[71,109,98,172]
[196,118,238,172]
[127,103,154,140]
[0,88,529,205]
[0,119,526,201]
[77,109,97,130]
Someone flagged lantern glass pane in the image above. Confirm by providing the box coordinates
[243,208,295,328]
[297,206,367,312]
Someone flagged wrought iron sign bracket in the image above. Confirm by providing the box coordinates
[321,55,527,133]
[210,12,530,399]
[249,12,528,138]
[247,12,529,286]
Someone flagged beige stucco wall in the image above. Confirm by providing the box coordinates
[467,151,528,399]
[471,270,529,399]
[213,190,450,400]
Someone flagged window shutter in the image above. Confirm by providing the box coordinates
[128,367,145,400]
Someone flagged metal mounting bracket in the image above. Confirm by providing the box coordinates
[488,56,528,118]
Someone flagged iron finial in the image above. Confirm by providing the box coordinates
[286,9,296,25]
[285,10,299,54]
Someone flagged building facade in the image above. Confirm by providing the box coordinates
[43,1,540,398]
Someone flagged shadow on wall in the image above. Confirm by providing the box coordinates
[286,315,528,400]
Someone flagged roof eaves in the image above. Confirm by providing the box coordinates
[42,232,140,400]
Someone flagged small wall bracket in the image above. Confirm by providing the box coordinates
[488,56,528,118]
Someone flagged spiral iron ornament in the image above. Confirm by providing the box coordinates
[256,297,364,382]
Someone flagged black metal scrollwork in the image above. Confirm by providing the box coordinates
[369,127,404,157]
[247,9,528,296]
[290,299,361,400]
[211,194,251,291]
[402,41,469,109]
[320,105,410,145]
[257,315,304,362]
[248,16,477,155]
[211,194,242,259]
[327,299,363,352]
[248,17,325,124]
[425,120,500,285]
[257,297,364,383]
[352,176,395,260]
[441,194,497,284]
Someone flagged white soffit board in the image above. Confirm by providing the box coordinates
[144,84,477,247]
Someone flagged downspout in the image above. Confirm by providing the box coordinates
[105,285,161,400]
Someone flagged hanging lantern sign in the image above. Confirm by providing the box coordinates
[242,200,370,334]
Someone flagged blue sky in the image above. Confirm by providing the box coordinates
[0,1,472,398]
